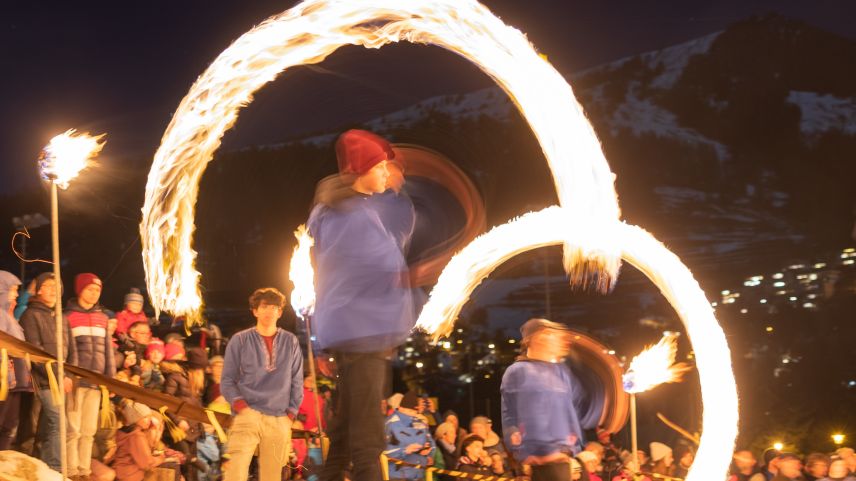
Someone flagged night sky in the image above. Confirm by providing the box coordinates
[1,0,854,193]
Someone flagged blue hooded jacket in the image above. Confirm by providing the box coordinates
[307,194,415,352]
[0,271,31,391]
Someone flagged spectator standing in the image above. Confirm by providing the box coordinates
[0,271,33,450]
[65,273,116,481]
[648,442,674,477]
[221,287,303,481]
[20,272,78,473]
[772,453,803,481]
[383,391,436,481]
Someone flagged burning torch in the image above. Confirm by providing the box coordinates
[622,332,691,470]
[38,129,106,479]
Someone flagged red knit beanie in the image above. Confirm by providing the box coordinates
[335,129,395,175]
[74,273,102,297]
[164,342,186,361]
[146,339,166,360]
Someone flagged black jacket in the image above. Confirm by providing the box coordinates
[20,300,79,388]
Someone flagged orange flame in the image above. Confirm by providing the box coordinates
[623,332,691,394]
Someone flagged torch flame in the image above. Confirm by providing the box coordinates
[623,332,691,394]
[288,225,315,319]
[39,129,106,189]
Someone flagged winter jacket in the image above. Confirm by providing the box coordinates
[65,298,116,386]
[115,309,147,336]
[307,196,415,352]
[368,189,416,254]
[384,409,436,480]
[13,290,30,320]
[501,358,593,460]
[221,327,303,417]
[20,299,78,388]
[161,362,195,404]
[112,426,165,481]
[0,271,31,391]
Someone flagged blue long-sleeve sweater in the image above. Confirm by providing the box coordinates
[221,327,303,417]
[307,195,415,352]
[501,358,598,460]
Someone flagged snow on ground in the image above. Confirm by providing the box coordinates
[787,91,856,137]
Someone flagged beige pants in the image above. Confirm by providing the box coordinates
[225,407,293,481]
[67,386,102,476]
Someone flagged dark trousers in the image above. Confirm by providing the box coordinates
[0,391,21,450]
[14,391,38,455]
[531,462,572,481]
[318,351,390,481]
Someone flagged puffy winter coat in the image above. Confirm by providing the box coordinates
[65,298,116,386]
[20,299,78,388]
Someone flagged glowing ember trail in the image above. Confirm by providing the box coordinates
[140,1,738,479]
[39,130,106,189]
[623,333,691,394]
[288,225,316,318]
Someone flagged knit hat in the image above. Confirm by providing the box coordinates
[399,390,421,410]
[164,343,185,361]
[387,393,403,410]
[124,287,144,306]
[335,129,395,175]
[34,272,57,296]
[145,339,165,360]
[122,401,152,425]
[520,317,569,340]
[470,416,492,428]
[578,451,598,465]
[650,442,673,462]
[74,273,101,297]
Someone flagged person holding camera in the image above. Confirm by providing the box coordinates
[383,391,436,481]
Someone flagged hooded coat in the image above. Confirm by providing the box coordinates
[0,271,30,391]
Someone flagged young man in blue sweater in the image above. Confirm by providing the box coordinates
[309,129,416,481]
[221,288,304,481]
[501,318,599,481]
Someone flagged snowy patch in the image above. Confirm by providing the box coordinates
[787,91,856,137]
[610,86,730,161]
[0,450,66,481]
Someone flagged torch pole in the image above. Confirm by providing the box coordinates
[630,392,638,467]
[50,182,68,480]
[303,314,325,440]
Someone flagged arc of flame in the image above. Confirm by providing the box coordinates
[39,129,106,189]
[411,207,737,481]
[622,332,691,394]
[141,0,620,326]
[140,1,738,479]
[288,225,316,319]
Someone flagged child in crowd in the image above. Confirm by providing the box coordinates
[115,288,148,336]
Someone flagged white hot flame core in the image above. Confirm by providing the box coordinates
[39,129,105,189]
[289,225,316,318]
[140,1,737,479]
[623,332,689,394]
